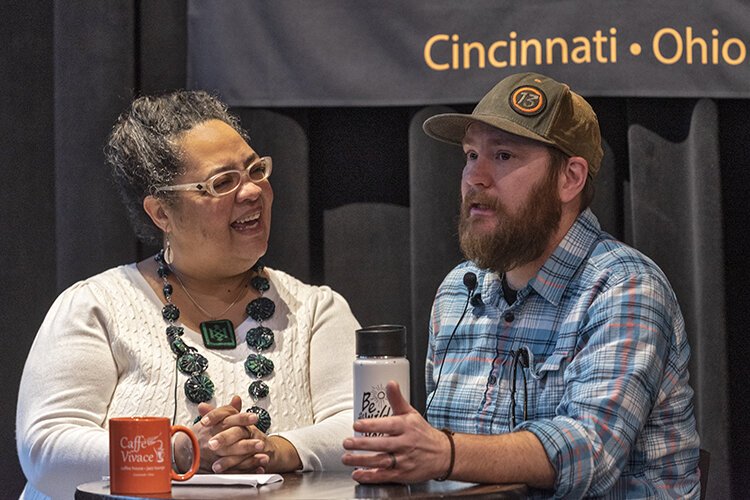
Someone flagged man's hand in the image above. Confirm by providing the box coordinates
[341,381,452,483]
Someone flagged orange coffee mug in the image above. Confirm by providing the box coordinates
[109,416,200,495]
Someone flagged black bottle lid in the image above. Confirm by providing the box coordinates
[356,324,407,357]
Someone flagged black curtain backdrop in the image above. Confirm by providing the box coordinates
[3,2,748,499]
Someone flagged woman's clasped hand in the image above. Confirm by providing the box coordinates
[175,394,301,474]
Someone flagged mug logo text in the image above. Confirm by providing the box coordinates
[119,434,165,463]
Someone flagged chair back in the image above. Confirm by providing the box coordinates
[699,448,710,500]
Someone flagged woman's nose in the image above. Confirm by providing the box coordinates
[235,177,264,201]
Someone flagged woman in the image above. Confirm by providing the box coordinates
[16,91,359,499]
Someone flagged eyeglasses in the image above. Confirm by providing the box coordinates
[155,156,272,197]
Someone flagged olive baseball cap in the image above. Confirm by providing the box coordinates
[422,72,603,177]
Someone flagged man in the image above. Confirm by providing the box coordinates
[341,72,700,498]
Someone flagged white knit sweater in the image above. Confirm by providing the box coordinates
[16,264,359,500]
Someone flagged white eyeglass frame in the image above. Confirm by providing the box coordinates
[155,156,272,197]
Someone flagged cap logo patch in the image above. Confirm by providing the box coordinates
[509,86,546,116]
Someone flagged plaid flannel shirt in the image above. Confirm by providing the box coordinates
[425,209,700,499]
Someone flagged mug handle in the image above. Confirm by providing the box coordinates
[170,425,200,481]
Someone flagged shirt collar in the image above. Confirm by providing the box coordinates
[528,208,603,306]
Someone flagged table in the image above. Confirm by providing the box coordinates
[76,471,528,499]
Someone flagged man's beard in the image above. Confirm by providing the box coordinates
[458,165,562,274]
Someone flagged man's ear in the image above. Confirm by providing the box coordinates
[143,195,172,233]
[558,156,588,204]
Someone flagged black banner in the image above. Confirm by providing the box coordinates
[187,0,750,106]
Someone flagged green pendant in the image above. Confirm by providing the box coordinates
[185,374,215,403]
[178,350,208,375]
[247,326,274,351]
[249,380,270,399]
[248,406,271,433]
[200,320,237,349]
[245,353,274,378]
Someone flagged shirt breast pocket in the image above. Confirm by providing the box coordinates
[522,351,570,422]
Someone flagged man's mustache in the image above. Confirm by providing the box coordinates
[462,188,502,213]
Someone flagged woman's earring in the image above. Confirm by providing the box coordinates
[164,236,174,265]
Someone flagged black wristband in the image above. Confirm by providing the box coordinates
[435,428,455,481]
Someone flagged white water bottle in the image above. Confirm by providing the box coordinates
[353,324,410,429]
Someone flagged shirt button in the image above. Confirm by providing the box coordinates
[488,375,497,385]
[503,311,515,322]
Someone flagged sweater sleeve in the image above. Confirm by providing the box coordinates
[16,280,118,499]
[274,286,360,470]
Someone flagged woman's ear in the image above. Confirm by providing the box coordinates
[143,195,172,233]
[558,156,588,204]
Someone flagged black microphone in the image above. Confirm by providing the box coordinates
[516,346,530,368]
[463,272,477,292]
[465,273,483,308]
[510,346,530,429]
[424,271,477,417]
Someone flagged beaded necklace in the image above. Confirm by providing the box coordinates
[155,250,275,432]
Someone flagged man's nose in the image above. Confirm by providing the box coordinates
[462,157,493,187]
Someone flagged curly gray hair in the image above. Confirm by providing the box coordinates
[105,90,249,245]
